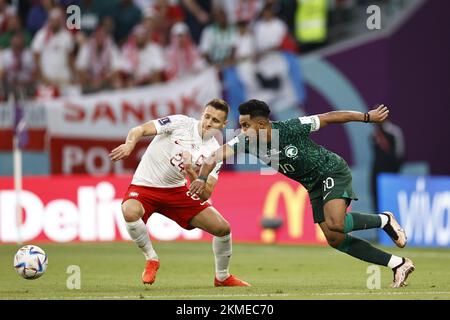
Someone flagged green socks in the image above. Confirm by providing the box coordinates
[335,213,393,267]
[337,234,391,266]
[344,212,382,233]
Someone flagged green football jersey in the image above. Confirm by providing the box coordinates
[228,117,348,191]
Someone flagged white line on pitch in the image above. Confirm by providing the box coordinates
[313,291,450,296]
[6,293,291,300]
[6,291,450,300]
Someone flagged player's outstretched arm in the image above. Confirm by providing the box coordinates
[109,121,157,162]
[189,144,235,195]
[317,104,389,129]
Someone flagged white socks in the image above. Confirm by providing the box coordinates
[126,220,158,261]
[126,220,232,279]
[213,233,232,281]
[379,214,389,228]
[388,255,403,269]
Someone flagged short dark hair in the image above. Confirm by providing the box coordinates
[238,99,270,119]
[206,98,229,117]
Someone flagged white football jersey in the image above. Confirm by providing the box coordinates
[132,115,222,188]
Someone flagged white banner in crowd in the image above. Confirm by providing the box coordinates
[46,68,222,139]
[46,68,222,174]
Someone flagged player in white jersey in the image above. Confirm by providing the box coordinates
[109,99,250,287]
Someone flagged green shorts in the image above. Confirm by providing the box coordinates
[308,164,358,224]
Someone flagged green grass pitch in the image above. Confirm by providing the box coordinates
[1,241,449,300]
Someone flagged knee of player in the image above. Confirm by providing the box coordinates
[214,221,231,237]
[326,237,342,249]
[325,218,344,233]
[121,201,144,222]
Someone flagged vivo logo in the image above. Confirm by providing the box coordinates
[397,178,450,246]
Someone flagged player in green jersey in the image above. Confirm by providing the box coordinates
[190,99,415,288]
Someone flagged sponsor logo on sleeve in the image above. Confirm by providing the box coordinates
[158,117,171,126]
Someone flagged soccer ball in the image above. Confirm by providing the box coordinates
[14,245,48,280]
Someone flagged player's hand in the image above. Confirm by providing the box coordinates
[368,104,389,123]
[189,179,206,195]
[109,143,133,162]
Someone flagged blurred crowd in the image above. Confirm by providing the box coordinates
[0,0,373,101]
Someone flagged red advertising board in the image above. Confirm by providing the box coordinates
[0,128,47,150]
[0,174,326,245]
[49,138,150,175]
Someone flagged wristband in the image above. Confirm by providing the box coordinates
[197,175,208,182]
[364,113,370,123]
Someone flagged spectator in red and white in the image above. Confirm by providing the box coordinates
[233,18,257,94]
[0,7,32,49]
[216,0,264,25]
[121,24,165,86]
[252,3,295,89]
[31,6,75,87]
[253,2,294,58]
[75,26,123,93]
[140,6,165,45]
[199,7,237,66]
[137,0,184,22]
[234,18,256,62]
[164,21,206,81]
[128,1,184,47]
[138,0,184,46]
[0,31,37,98]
